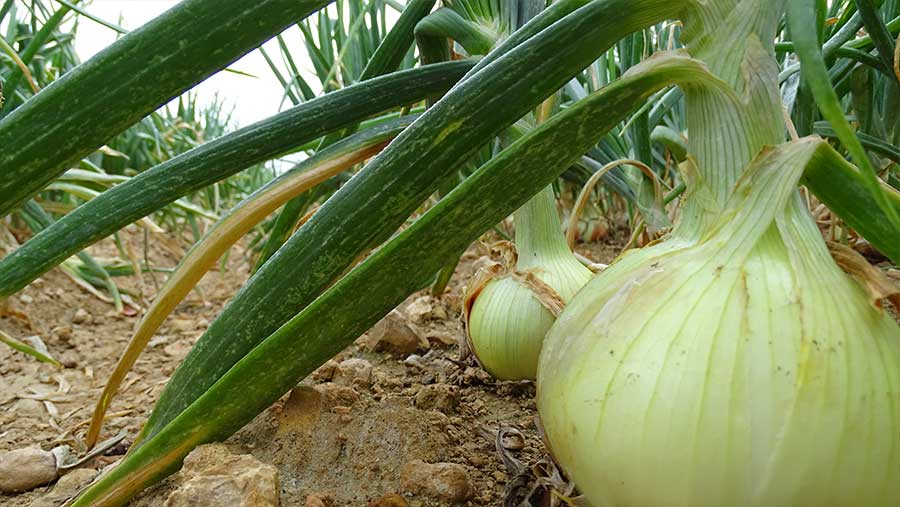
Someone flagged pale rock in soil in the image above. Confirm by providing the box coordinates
[311,359,339,382]
[316,382,360,408]
[278,386,323,435]
[164,443,279,507]
[0,447,58,493]
[414,383,460,414]
[305,492,334,506]
[168,318,198,333]
[51,325,74,343]
[71,308,91,325]
[365,311,428,356]
[405,295,448,323]
[426,330,459,348]
[403,354,426,370]
[11,398,45,416]
[32,468,99,507]
[334,358,373,387]
[163,339,193,359]
[18,294,33,304]
[368,493,409,506]
[400,460,472,502]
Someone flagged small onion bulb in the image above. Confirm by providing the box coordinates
[465,186,592,380]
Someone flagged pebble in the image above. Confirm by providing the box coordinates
[71,308,91,325]
[305,492,334,506]
[18,294,33,304]
[168,318,197,333]
[164,444,279,507]
[426,330,458,347]
[11,398,45,417]
[403,354,426,370]
[405,295,448,323]
[0,447,58,493]
[414,383,459,414]
[59,351,79,369]
[51,326,74,343]
[32,468,98,507]
[368,493,408,506]
[365,311,428,356]
[316,383,360,408]
[400,460,472,502]
[277,386,322,434]
[334,358,373,387]
[163,339,193,359]
[311,360,339,382]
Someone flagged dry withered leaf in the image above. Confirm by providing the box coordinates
[829,242,900,309]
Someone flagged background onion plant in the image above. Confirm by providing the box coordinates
[0,0,898,504]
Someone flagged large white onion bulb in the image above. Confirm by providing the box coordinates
[537,141,900,507]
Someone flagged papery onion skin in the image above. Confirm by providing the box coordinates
[468,184,593,381]
[537,204,900,507]
[468,256,591,380]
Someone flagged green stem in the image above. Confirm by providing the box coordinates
[514,186,571,270]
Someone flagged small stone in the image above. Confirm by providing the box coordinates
[168,318,196,333]
[18,294,33,304]
[403,354,426,370]
[400,460,472,503]
[149,335,170,348]
[368,493,408,507]
[306,492,334,506]
[366,311,428,356]
[72,308,91,325]
[12,398,45,417]
[32,468,98,507]
[414,384,459,413]
[311,360,339,382]
[334,358,373,387]
[278,386,322,434]
[426,331,458,347]
[460,367,493,385]
[163,339,193,359]
[51,326,74,343]
[164,444,279,507]
[500,429,525,451]
[405,295,448,323]
[0,447,59,493]
[315,383,360,408]
[59,352,79,369]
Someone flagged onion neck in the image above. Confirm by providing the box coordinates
[673,0,789,241]
[514,185,573,271]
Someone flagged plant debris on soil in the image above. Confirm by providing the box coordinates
[2,223,897,507]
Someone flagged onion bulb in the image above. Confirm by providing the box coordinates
[537,141,900,506]
[465,185,592,380]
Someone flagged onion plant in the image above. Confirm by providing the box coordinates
[0,1,265,312]
[0,0,897,505]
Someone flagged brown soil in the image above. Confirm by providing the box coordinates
[0,224,627,507]
[2,223,897,507]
